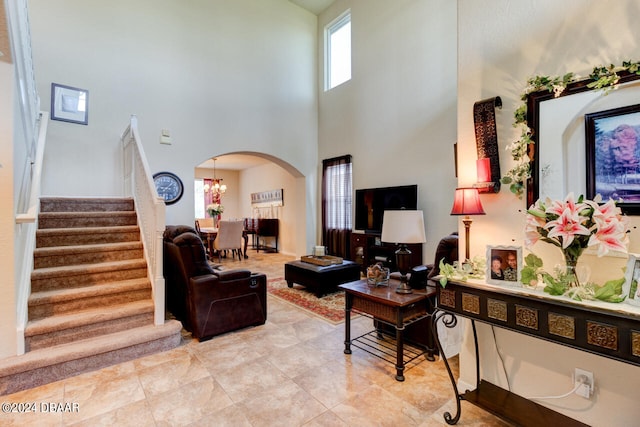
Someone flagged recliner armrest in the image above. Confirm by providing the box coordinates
[216,269,252,281]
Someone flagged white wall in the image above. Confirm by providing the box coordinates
[28,0,318,236]
[458,1,640,425]
[318,0,459,264]
[240,162,301,256]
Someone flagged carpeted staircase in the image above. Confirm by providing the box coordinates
[0,197,182,396]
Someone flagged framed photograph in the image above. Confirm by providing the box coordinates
[622,253,640,306]
[51,83,89,125]
[586,103,640,214]
[486,245,522,285]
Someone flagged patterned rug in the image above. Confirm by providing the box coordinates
[267,277,352,324]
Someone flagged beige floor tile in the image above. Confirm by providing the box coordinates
[65,399,156,427]
[265,341,336,379]
[62,375,147,424]
[212,357,295,403]
[331,383,424,426]
[303,410,349,426]
[293,361,374,409]
[236,380,327,427]
[147,376,233,426]
[190,404,253,427]
[137,353,211,397]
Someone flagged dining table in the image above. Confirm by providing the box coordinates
[199,227,249,259]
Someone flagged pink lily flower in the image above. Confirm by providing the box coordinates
[587,221,628,256]
[544,207,591,249]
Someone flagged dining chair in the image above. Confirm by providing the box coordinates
[213,220,245,261]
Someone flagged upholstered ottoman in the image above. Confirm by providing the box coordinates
[284,260,361,297]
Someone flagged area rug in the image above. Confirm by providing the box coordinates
[267,277,354,324]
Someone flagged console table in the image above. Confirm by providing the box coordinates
[433,279,640,426]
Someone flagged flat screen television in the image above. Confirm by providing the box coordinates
[354,185,418,234]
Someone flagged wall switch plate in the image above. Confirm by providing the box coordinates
[160,135,172,145]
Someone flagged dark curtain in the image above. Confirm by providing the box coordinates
[322,155,352,258]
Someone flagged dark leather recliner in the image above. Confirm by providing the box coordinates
[163,225,267,340]
[426,231,459,284]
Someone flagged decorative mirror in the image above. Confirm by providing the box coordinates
[526,70,640,213]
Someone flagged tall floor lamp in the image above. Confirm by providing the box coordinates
[381,210,427,294]
[450,188,485,261]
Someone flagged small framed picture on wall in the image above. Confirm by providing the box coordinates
[486,245,522,285]
[51,83,89,125]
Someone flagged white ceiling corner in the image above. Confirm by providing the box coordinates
[288,0,335,15]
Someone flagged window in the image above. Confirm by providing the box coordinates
[325,10,351,90]
[322,155,352,258]
[194,179,205,218]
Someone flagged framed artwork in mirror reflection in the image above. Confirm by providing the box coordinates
[586,103,640,214]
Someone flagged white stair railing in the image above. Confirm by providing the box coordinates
[121,116,166,325]
[14,113,48,355]
[10,0,45,356]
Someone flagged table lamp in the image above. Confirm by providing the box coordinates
[450,187,485,261]
[381,210,427,294]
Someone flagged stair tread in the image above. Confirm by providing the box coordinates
[0,321,182,377]
[34,241,143,255]
[36,225,139,235]
[28,278,151,306]
[39,211,135,216]
[32,258,147,277]
[25,300,154,336]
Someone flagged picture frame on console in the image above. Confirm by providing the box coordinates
[622,253,640,306]
[586,103,640,214]
[486,245,522,285]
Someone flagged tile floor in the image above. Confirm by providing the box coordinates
[1,251,509,426]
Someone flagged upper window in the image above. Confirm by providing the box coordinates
[325,10,351,90]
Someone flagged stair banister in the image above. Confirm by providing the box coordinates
[10,0,47,356]
[121,115,166,325]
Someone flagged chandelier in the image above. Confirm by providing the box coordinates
[203,157,227,197]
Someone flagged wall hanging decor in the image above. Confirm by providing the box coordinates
[250,188,283,207]
[51,83,89,125]
[473,96,502,193]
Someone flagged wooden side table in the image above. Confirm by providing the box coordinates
[339,279,436,381]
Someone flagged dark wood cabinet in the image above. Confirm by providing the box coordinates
[244,218,279,252]
[256,218,278,252]
[349,232,422,272]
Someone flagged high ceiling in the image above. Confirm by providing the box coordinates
[288,0,335,15]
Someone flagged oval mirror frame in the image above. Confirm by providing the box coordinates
[526,70,640,210]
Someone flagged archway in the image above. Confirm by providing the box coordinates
[194,151,309,257]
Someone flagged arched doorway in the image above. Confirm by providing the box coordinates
[194,152,308,257]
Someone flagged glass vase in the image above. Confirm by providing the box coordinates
[560,253,590,288]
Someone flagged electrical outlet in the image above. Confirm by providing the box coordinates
[574,368,594,399]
